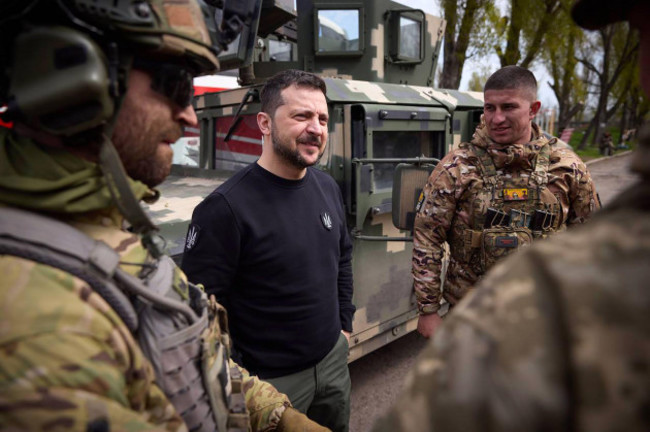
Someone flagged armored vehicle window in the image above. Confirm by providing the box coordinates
[388,10,424,63]
[315,8,362,55]
[372,130,438,190]
[399,16,420,60]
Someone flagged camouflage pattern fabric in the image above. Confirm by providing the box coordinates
[0,133,290,431]
[412,121,600,314]
[0,212,291,431]
[376,184,650,431]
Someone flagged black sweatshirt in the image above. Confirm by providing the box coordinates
[181,163,355,378]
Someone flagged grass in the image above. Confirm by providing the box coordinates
[565,125,634,161]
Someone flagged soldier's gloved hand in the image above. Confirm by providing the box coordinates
[276,407,331,432]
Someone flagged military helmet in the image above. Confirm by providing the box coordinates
[0,0,221,136]
[571,0,640,30]
[63,0,219,73]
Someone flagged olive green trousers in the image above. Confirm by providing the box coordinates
[266,333,351,432]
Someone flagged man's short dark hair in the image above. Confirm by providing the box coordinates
[260,69,327,117]
[484,66,538,100]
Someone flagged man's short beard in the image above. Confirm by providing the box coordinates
[271,128,323,169]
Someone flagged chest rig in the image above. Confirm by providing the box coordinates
[0,207,249,432]
[460,142,562,273]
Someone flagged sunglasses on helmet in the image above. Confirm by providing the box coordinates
[132,58,195,108]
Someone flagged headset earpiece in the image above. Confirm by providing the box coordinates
[7,26,114,136]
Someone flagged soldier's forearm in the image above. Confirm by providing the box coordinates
[236,360,291,431]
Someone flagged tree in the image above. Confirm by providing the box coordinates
[576,23,639,149]
[438,0,496,89]
[543,4,587,134]
[467,69,492,92]
[613,49,643,145]
[628,86,650,132]
[491,0,565,68]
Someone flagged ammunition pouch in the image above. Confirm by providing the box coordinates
[479,227,533,272]
[464,227,534,272]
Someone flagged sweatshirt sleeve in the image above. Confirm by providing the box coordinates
[181,193,240,304]
[334,183,355,332]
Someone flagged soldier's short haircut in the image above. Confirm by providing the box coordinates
[260,69,327,117]
[484,66,538,100]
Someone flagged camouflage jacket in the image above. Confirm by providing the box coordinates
[412,122,599,314]
[0,131,290,431]
[375,156,650,431]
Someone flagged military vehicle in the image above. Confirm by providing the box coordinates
[147,0,483,362]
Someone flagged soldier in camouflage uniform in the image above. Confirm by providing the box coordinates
[374,1,650,430]
[413,66,600,338]
[0,1,327,431]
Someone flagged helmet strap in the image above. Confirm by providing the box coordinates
[98,134,164,256]
[98,46,165,258]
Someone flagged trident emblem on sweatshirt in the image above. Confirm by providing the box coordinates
[321,212,333,230]
[185,224,200,250]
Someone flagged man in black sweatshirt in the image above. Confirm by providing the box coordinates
[182,69,355,432]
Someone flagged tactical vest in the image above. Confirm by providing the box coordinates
[0,207,249,432]
[455,142,563,273]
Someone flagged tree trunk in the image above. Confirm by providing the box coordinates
[500,0,523,66]
[548,22,584,136]
[557,103,583,134]
[519,0,561,68]
[578,25,638,147]
[578,116,596,150]
[618,101,628,146]
[439,0,482,89]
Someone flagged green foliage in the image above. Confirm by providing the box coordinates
[450,0,641,143]
[489,0,567,68]
[467,68,492,91]
[438,0,497,88]
[568,125,635,161]
[575,22,639,148]
[464,1,499,59]
[542,3,587,130]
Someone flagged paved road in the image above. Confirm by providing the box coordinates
[586,152,636,205]
[347,152,637,432]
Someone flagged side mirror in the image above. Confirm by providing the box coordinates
[392,163,436,231]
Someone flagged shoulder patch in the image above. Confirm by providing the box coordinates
[415,190,426,213]
[185,224,201,251]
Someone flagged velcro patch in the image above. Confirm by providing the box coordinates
[495,236,518,248]
[503,188,528,201]
[415,190,425,213]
